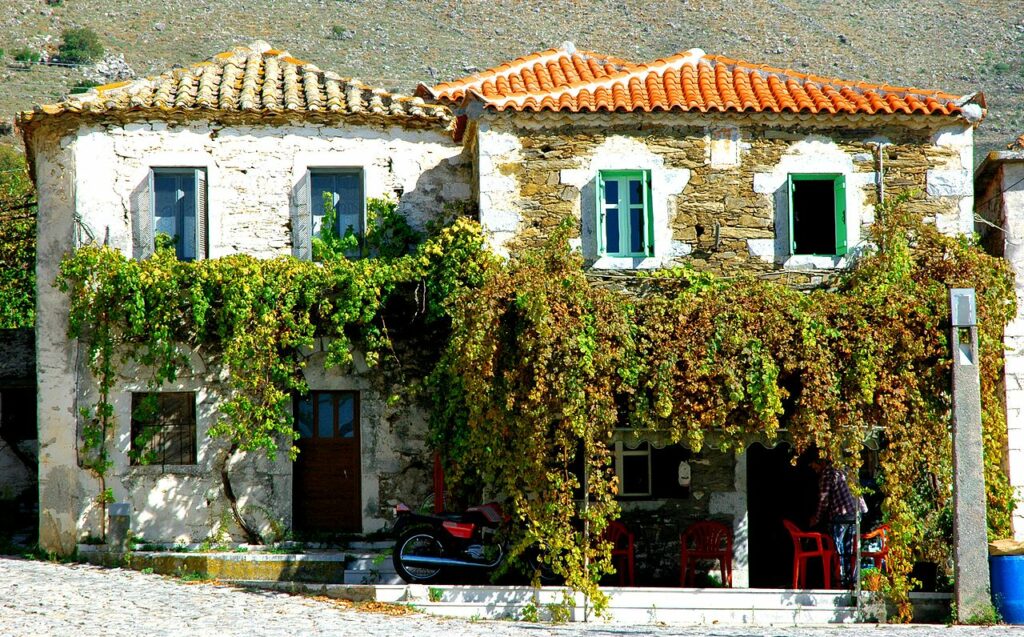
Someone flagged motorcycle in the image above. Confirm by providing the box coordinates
[391,501,507,583]
[392,501,558,584]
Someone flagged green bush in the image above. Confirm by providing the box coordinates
[59,27,104,65]
[12,48,40,64]
[69,79,101,94]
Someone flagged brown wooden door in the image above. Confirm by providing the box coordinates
[293,391,361,533]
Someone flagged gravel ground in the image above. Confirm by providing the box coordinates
[1,557,1022,637]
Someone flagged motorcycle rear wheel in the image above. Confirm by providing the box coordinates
[393,529,446,583]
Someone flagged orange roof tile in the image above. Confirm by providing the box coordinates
[421,44,977,120]
[19,41,451,128]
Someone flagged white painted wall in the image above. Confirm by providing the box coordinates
[986,160,1024,540]
[34,117,468,549]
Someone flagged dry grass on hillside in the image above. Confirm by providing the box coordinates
[1,0,1021,157]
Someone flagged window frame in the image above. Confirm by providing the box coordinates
[597,169,654,258]
[612,438,653,498]
[129,391,197,466]
[293,390,360,441]
[149,167,208,261]
[787,173,847,257]
[308,168,365,253]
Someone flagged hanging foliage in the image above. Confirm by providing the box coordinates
[58,215,491,540]
[0,144,36,329]
[59,191,1016,619]
[432,195,1016,618]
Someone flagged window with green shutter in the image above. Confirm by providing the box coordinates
[597,170,653,257]
[787,173,847,256]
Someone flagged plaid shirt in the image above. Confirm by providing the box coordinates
[816,467,858,521]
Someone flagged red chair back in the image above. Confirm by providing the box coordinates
[681,520,732,556]
[679,521,733,587]
[605,521,631,551]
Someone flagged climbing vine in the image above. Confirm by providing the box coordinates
[431,194,1016,618]
[58,213,490,542]
[0,144,36,329]
[59,191,1016,620]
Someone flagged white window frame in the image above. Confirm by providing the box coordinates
[613,438,652,497]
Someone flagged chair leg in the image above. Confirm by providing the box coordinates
[792,556,801,589]
[821,555,832,590]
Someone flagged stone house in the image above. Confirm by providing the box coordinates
[975,139,1024,541]
[18,42,470,555]
[421,43,983,586]
[20,41,989,585]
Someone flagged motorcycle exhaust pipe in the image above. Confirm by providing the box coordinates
[400,555,498,569]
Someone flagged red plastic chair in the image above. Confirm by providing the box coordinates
[604,520,635,586]
[782,519,837,589]
[679,521,733,587]
[858,524,890,572]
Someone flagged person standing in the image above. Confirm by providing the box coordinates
[809,458,866,587]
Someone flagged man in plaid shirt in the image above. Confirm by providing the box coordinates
[810,459,866,587]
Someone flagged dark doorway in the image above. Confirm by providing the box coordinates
[293,391,362,534]
[746,443,820,588]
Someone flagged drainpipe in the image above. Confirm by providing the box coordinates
[871,142,890,212]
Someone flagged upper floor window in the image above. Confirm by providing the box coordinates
[788,174,847,257]
[287,168,365,261]
[132,168,208,260]
[130,391,197,466]
[598,170,653,257]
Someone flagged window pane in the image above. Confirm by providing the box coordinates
[295,395,313,439]
[153,173,179,246]
[130,392,196,465]
[334,173,362,238]
[153,172,197,260]
[337,393,355,438]
[621,450,650,495]
[629,207,645,254]
[603,179,618,205]
[316,392,334,438]
[628,178,643,206]
[605,206,620,254]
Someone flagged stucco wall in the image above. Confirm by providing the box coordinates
[978,158,1024,540]
[476,113,974,281]
[33,116,467,550]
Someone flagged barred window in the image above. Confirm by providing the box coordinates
[130,392,197,466]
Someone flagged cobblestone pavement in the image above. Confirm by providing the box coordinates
[2,557,1021,637]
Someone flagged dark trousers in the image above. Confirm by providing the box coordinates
[830,516,857,586]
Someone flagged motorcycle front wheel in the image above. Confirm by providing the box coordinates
[393,529,446,583]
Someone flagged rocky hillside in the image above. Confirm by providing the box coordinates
[1,0,1022,159]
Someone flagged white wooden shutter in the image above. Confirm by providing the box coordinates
[291,172,312,259]
[131,171,154,259]
[196,169,208,259]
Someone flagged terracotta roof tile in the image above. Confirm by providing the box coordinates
[18,41,450,127]
[421,44,976,120]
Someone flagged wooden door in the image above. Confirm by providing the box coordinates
[293,391,361,533]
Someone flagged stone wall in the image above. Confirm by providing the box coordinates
[616,447,744,586]
[476,112,975,281]
[31,116,467,551]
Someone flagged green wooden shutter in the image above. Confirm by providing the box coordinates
[787,174,796,255]
[644,170,654,256]
[833,176,847,256]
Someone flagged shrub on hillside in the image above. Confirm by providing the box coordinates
[59,27,104,65]
[12,48,40,64]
